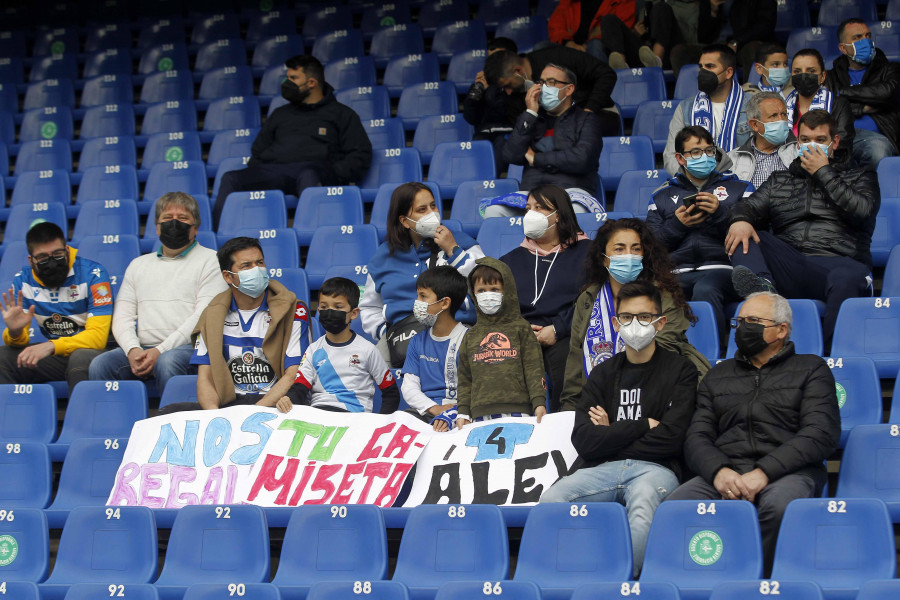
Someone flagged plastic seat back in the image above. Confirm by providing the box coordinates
[183,583,282,600]
[870,197,900,266]
[294,186,365,246]
[0,384,56,444]
[29,55,78,83]
[432,20,487,63]
[451,179,520,237]
[203,96,261,133]
[72,199,140,244]
[20,106,74,142]
[23,78,75,111]
[139,70,194,105]
[141,131,203,170]
[4,203,68,244]
[64,584,160,600]
[571,582,679,600]
[233,228,299,271]
[824,356,882,446]
[302,7,353,43]
[76,165,140,204]
[78,136,136,172]
[437,582,540,600]
[305,224,380,289]
[686,301,720,361]
[618,168,665,217]
[158,374,199,410]
[857,580,900,600]
[54,380,148,451]
[198,66,255,101]
[218,190,288,238]
[271,267,311,308]
[360,148,423,201]
[334,86,391,121]
[308,582,409,600]
[363,116,406,150]
[818,0,876,27]
[478,0,530,30]
[140,100,198,136]
[633,100,678,153]
[190,13,241,47]
[138,42,191,75]
[207,128,258,173]
[383,53,441,97]
[831,296,900,377]
[311,29,365,65]
[786,27,837,58]
[143,160,208,202]
[709,581,824,600]
[0,442,52,508]
[838,425,900,521]
[495,15,549,52]
[325,56,377,91]
[447,49,488,93]
[611,67,667,119]
[598,136,656,191]
[194,38,247,73]
[15,139,72,174]
[11,170,71,206]
[428,140,496,199]
[412,114,474,164]
[0,508,49,582]
[883,245,900,296]
[80,73,134,106]
[477,216,525,258]
[252,34,305,70]
[370,24,425,68]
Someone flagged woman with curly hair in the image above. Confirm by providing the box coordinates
[560,218,710,410]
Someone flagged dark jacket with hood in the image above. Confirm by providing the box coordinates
[250,83,373,184]
[683,342,841,485]
[730,148,880,267]
[456,257,546,419]
[826,48,900,150]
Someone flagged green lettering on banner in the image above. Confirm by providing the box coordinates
[307,426,348,461]
[278,419,324,457]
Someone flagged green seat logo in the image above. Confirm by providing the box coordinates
[0,534,18,566]
[165,146,184,162]
[379,16,396,26]
[158,56,174,71]
[41,121,58,139]
[260,0,273,9]
[50,40,65,55]
[689,530,723,566]
[835,382,847,409]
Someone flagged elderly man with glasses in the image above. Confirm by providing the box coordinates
[667,291,840,575]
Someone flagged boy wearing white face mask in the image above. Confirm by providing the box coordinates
[456,258,547,428]
[541,280,698,577]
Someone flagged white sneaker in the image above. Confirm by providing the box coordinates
[608,51,628,70]
[639,46,663,68]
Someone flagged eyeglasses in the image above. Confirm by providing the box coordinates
[679,146,718,159]
[536,78,571,87]
[730,316,779,329]
[30,249,67,266]
[615,312,662,326]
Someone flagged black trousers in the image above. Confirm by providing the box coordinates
[0,345,100,396]
[543,336,570,413]
[600,14,645,67]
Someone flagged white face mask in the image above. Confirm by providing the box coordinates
[475,291,503,315]
[413,298,444,327]
[523,209,557,240]
[614,317,661,351]
[407,211,441,238]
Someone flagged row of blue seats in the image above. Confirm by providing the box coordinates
[0,498,896,600]
[777,0,900,31]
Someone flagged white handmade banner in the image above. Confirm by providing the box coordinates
[403,412,579,506]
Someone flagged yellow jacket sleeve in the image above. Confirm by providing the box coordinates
[3,327,31,347]
[50,314,111,356]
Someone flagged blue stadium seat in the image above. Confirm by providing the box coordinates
[324,56,377,91]
[0,581,40,598]
[413,114,474,164]
[0,508,49,583]
[0,31,26,59]
[361,2,413,40]
[417,1,469,34]
[50,379,146,461]
[871,21,900,60]
[883,245,900,296]
[138,43,191,76]
[155,505,270,600]
[79,104,136,139]
[478,0,530,30]
[572,583,679,600]
[308,582,408,600]
[598,136,656,191]
[363,116,406,150]
[19,107,74,142]
[258,64,287,105]
[202,96,261,142]
[76,165,139,205]
[140,100,198,138]
[246,10,298,47]
[360,147,423,202]
[451,179,521,237]
[726,299,823,358]
[0,383,56,443]
[428,140,496,199]
[334,86,392,121]
[198,66,255,106]
[775,0,812,41]
[0,111,12,145]
[23,78,75,112]
[11,169,70,206]
[772,498,896,600]
[641,500,763,600]
[194,39,248,74]
[0,83,17,115]
[786,27,837,59]
[252,34,305,75]
[137,18,186,50]
[877,158,900,199]
[302,6,353,44]
[576,211,633,238]
[311,29,365,65]
[371,24,425,68]
[477,216,525,258]
[139,70,195,105]
[44,437,130,528]
[272,505,388,600]
[432,20,487,64]
[233,228,300,270]
[156,374,198,411]
[3,203,67,244]
[687,300,720,361]
[184,584,282,600]
[832,296,900,377]
[271,267,311,308]
[368,181,443,240]
[140,131,203,176]
[496,15,550,53]
[890,0,900,21]
[212,156,251,201]
[818,0,876,27]
[513,503,633,600]
[0,57,25,86]
[871,197,900,267]
[447,49,488,94]
[437,582,540,600]
[32,27,79,58]
[305,224,380,289]
[15,139,72,174]
[190,12,241,47]
[0,442,52,509]
[673,64,700,100]
[612,68,667,119]
[65,584,160,600]
[709,581,824,600]
[294,186,365,246]
[384,54,442,98]
[80,74,134,108]
[41,506,157,600]
[78,136,135,174]
[393,504,509,600]
[838,425,900,521]
[824,356,882,447]
[857,580,900,600]
[218,190,288,239]
[143,160,208,203]
[29,55,78,83]
[633,100,678,153]
[616,168,664,217]
[207,128,258,177]
[71,199,139,244]
[84,22,131,53]
[82,49,132,78]
[0,241,29,288]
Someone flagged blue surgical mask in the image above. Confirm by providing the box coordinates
[228,266,269,298]
[760,119,790,145]
[684,154,717,178]
[847,38,875,65]
[764,66,790,87]
[540,84,563,111]
[605,254,643,284]
[798,141,833,158]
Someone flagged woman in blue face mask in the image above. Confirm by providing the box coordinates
[559,218,710,411]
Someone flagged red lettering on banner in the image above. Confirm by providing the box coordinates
[355,423,396,461]
[384,424,421,459]
[332,462,367,504]
[374,463,414,507]
[305,464,343,504]
[288,462,317,506]
[247,454,298,504]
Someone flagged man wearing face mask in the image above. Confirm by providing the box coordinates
[727,92,797,190]
[725,110,879,351]
[668,292,840,575]
[89,193,227,393]
[541,280,698,577]
[663,43,752,176]
[743,44,792,97]
[0,222,112,395]
[502,63,604,197]
[825,18,899,171]
[212,55,372,225]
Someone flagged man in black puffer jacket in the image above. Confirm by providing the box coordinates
[724,109,879,351]
[668,292,841,575]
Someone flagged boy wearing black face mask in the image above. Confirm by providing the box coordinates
[284,277,400,414]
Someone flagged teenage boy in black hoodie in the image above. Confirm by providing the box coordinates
[541,280,698,577]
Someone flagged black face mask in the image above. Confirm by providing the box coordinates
[697,68,721,95]
[35,255,69,288]
[734,321,772,358]
[158,219,193,250]
[281,80,310,104]
[318,309,348,335]
[791,73,821,97]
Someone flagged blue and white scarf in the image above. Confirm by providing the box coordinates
[691,77,744,152]
[430,406,458,429]
[757,82,782,94]
[582,283,625,376]
[785,85,833,128]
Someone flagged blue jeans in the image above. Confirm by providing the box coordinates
[852,128,897,171]
[88,344,195,393]
[540,459,678,576]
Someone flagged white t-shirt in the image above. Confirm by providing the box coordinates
[712,102,725,138]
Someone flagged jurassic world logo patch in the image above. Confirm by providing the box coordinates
[228,351,276,393]
[41,313,77,337]
[472,332,518,364]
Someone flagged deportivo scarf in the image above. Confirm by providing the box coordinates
[691,76,744,152]
[757,82,782,94]
[785,85,833,128]
[582,282,625,376]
